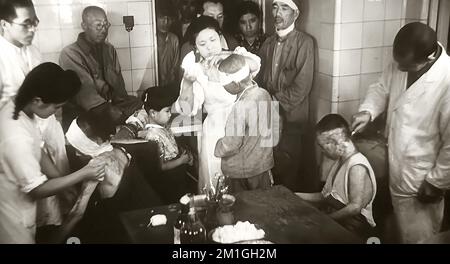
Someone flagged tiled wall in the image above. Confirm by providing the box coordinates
[32,0,157,96]
[304,0,429,123]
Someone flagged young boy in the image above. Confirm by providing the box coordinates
[214,54,277,193]
[114,87,194,202]
[296,114,377,238]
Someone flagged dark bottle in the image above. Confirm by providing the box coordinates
[180,194,206,244]
[173,193,192,244]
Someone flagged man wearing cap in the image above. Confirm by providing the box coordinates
[257,0,314,192]
[352,22,450,243]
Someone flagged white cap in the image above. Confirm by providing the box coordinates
[274,0,299,11]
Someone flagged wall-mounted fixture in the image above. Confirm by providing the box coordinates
[123,16,134,32]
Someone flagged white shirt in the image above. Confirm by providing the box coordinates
[0,35,41,107]
[0,101,46,243]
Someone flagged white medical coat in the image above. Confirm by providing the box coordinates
[359,43,450,197]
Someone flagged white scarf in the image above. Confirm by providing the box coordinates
[65,119,113,157]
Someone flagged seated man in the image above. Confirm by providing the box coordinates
[59,6,142,131]
[296,114,377,238]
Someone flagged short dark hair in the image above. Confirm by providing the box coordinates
[77,110,115,142]
[199,0,224,14]
[156,1,177,18]
[315,114,351,139]
[0,0,34,21]
[82,6,106,23]
[186,15,221,45]
[13,62,81,119]
[142,86,177,112]
[237,1,262,20]
[393,22,438,63]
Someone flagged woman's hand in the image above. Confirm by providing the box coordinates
[82,158,107,181]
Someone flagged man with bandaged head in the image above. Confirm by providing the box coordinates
[215,54,276,193]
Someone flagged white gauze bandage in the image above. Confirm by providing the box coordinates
[65,119,113,157]
[274,0,299,10]
[218,63,250,86]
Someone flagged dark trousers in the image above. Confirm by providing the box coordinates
[229,171,272,194]
[272,123,303,191]
[272,122,320,192]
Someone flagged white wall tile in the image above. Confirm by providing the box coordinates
[117,48,131,70]
[319,23,335,50]
[122,70,133,94]
[318,49,334,75]
[363,0,386,21]
[35,5,60,29]
[127,2,151,25]
[360,73,381,100]
[316,98,333,122]
[383,20,401,46]
[319,0,336,24]
[317,73,333,101]
[362,21,384,48]
[131,47,153,69]
[361,47,383,74]
[41,52,60,64]
[382,46,393,70]
[61,28,80,47]
[132,69,155,92]
[337,100,360,123]
[130,25,152,47]
[338,75,361,101]
[385,0,403,19]
[106,2,128,26]
[340,23,363,50]
[108,25,129,48]
[339,49,361,76]
[32,32,40,49]
[341,0,364,23]
[38,29,62,53]
[59,4,83,29]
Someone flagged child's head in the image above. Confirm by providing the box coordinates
[218,54,252,95]
[77,110,116,144]
[142,87,176,126]
[315,114,352,160]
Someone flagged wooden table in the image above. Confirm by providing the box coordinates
[119,185,362,244]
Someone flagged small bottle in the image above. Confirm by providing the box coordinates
[173,193,192,244]
[180,194,207,244]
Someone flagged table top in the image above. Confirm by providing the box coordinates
[119,185,362,244]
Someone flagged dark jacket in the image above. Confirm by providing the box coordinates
[257,30,314,125]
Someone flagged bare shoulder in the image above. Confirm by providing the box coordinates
[348,164,370,178]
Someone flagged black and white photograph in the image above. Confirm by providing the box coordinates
[0,0,450,249]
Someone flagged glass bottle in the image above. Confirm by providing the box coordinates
[180,194,207,244]
[173,193,192,244]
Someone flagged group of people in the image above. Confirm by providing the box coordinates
[0,0,449,245]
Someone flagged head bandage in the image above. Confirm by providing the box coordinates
[66,119,113,157]
[218,64,250,86]
[274,0,299,11]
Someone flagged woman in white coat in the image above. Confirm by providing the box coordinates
[352,23,450,243]
[175,16,260,192]
[0,63,106,243]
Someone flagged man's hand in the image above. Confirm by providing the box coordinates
[351,111,372,134]
[417,180,444,203]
